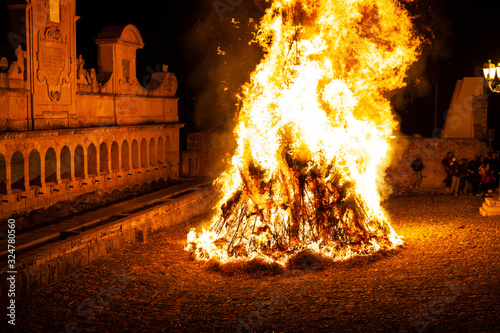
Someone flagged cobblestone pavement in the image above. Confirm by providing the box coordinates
[5,195,500,332]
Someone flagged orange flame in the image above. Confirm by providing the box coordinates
[187,0,421,265]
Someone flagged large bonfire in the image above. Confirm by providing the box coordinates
[187,0,421,266]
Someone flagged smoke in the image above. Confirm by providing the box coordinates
[182,1,453,133]
[390,0,453,111]
[181,1,267,134]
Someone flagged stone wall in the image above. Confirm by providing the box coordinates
[182,132,490,191]
[75,93,179,128]
[386,137,489,189]
[181,131,236,178]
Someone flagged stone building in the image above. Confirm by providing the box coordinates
[0,0,183,224]
[441,77,489,140]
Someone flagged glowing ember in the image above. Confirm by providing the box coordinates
[186,0,420,266]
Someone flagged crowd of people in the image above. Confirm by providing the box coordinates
[411,151,500,196]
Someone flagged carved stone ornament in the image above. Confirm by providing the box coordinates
[0,57,8,71]
[164,73,178,96]
[44,25,62,41]
[8,45,24,80]
[118,77,137,94]
[49,90,61,101]
[36,26,72,101]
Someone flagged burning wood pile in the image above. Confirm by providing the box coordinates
[186,0,421,266]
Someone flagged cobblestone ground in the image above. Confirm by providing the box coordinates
[5,195,500,333]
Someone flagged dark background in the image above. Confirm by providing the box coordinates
[2,0,500,148]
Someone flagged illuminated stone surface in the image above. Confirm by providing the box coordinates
[0,0,183,223]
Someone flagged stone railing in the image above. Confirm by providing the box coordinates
[0,124,182,220]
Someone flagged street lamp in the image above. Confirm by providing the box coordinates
[483,59,500,93]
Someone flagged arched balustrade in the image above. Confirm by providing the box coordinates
[0,127,180,219]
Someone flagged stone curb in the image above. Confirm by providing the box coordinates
[0,184,217,303]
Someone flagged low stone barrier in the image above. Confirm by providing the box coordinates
[0,184,217,302]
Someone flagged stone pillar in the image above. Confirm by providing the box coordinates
[127,144,133,174]
[83,149,88,179]
[5,162,12,195]
[118,145,123,172]
[70,149,75,181]
[145,145,150,169]
[96,149,101,175]
[40,151,46,188]
[23,153,30,191]
[107,142,112,175]
[56,151,61,184]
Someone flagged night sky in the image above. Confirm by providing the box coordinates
[3,0,500,145]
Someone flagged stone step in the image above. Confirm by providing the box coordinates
[484,197,500,207]
[480,204,500,216]
[480,206,489,217]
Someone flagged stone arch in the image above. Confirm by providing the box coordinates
[60,146,71,181]
[122,140,130,171]
[149,138,156,166]
[11,151,25,191]
[165,136,172,165]
[45,148,57,183]
[29,149,42,187]
[157,137,164,164]
[140,138,147,168]
[100,142,108,174]
[88,144,98,176]
[132,139,139,169]
[0,153,6,194]
[111,141,119,172]
[74,145,85,179]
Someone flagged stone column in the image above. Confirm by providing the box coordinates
[56,151,61,184]
[70,148,75,181]
[5,162,12,195]
[117,145,122,172]
[96,148,101,175]
[83,149,88,179]
[127,143,133,174]
[141,140,149,169]
[107,142,112,175]
[40,151,46,188]
[23,152,30,191]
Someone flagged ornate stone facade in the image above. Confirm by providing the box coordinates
[0,0,183,221]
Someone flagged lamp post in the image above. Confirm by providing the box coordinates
[483,59,500,93]
[482,60,500,202]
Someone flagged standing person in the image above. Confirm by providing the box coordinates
[442,152,454,188]
[411,155,423,189]
[491,152,500,191]
[464,165,474,195]
[466,155,480,194]
[450,158,461,195]
[477,157,488,196]
[482,165,496,195]
[458,158,466,194]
